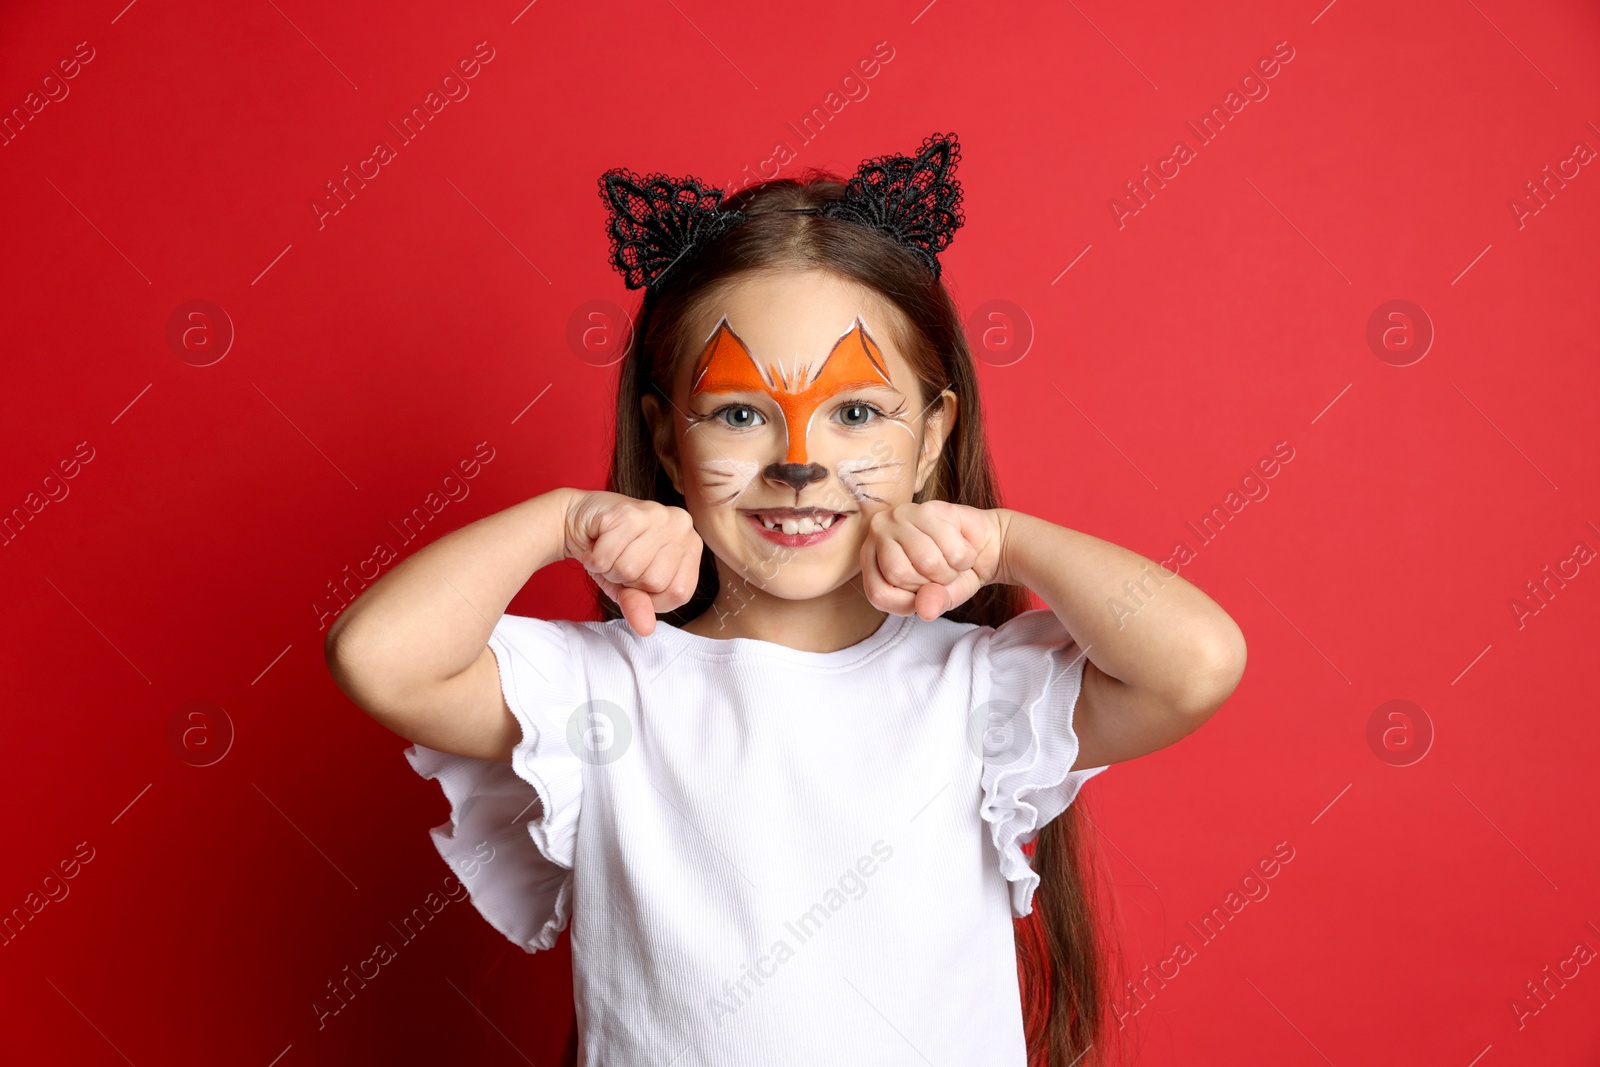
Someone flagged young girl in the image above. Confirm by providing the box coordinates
[325,132,1246,1067]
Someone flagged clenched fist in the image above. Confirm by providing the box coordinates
[563,491,704,636]
[860,501,1009,620]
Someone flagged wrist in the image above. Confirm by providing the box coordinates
[991,507,1026,588]
[543,487,584,565]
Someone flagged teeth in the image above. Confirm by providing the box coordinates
[756,513,840,534]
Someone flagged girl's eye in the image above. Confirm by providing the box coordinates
[836,401,883,428]
[713,404,765,430]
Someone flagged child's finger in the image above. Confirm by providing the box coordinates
[632,539,686,596]
[617,585,657,636]
[596,574,655,636]
[656,537,704,610]
[582,504,647,572]
[643,545,701,612]
[955,505,1001,562]
[891,519,963,585]
[861,538,918,615]
[943,569,987,612]
[596,528,666,588]
[913,582,952,621]
[907,504,980,573]
[913,565,988,620]
[873,536,936,592]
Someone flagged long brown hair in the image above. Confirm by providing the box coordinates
[580,168,1126,1067]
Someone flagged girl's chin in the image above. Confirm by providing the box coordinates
[715,539,863,593]
[730,572,862,603]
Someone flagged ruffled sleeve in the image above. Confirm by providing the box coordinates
[403,613,586,953]
[975,608,1110,918]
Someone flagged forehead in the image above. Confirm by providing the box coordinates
[672,269,921,399]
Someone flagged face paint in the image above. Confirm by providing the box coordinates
[685,314,920,475]
[660,271,953,604]
[695,457,761,507]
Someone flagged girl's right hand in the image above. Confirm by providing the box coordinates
[562,490,704,636]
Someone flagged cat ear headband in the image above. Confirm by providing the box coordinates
[597,131,965,291]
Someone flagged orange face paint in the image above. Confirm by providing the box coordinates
[688,315,901,465]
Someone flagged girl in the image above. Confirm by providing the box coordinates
[325,132,1246,1067]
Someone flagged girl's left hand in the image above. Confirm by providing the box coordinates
[860,501,1008,620]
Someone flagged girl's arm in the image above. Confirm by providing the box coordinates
[323,488,577,763]
[993,509,1247,771]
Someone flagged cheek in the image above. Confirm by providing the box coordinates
[679,431,761,508]
[818,424,921,503]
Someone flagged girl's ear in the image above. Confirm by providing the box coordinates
[641,391,685,494]
[913,387,959,495]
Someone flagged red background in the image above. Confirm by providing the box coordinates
[4,0,1599,1063]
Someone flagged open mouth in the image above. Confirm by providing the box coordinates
[741,507,853,536]
[752,511,844,534]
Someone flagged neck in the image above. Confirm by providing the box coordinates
[680,568,889,652]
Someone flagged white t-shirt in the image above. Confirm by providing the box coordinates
[405,606,1109,1066]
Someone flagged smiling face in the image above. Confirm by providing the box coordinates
[642,268,957,605]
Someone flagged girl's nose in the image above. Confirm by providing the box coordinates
[763,461,827,492]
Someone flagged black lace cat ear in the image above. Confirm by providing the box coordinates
[818,132,965,278]
[597,169,749,290]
